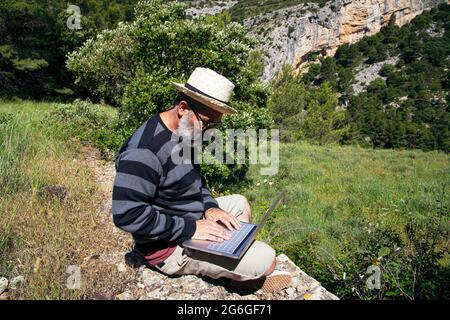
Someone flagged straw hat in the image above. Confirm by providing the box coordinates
[171,67,237,115]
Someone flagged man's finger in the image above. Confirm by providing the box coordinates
[218,216,234,231]
[209,226,231,241]
[206,234,224,242]
[218,210,240,230]
[209,232,229,241]
[209,220,229,233]
[230,216,241,230]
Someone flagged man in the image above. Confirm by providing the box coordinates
[112,67,291,292]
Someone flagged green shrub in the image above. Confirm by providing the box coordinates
[67,0,272,190]
[269,67,348,144]
[43,99,124,160]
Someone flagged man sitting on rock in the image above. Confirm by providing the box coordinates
[112,67,291,292]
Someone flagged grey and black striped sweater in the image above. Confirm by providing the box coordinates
[112,114,219,244]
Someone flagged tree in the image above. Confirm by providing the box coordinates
[67,0,269,128]
[319,57,338,88]
[67,0,272,189]
[269,65,308,141]
[296,81,348,145]
[0,0,136,98]
[269,68,348,144]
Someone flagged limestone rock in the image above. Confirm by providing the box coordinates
[109,252,339,300]
[116,290,135,300]
[186,0,238,18]
[352,56,399,95]
[0,277,8,294]
[9,276,25,290]
[241,0,445,81]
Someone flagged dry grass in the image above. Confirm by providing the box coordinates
[0,101,134,300]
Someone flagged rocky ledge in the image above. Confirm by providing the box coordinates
[110,252,338,300]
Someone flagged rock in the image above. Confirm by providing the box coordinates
[9,276,25,290]
[351,56,399,95]
[0,277,8,294]
[186,0,238,18]
[116,290,134,300]
[98,199,112,216]
[116,253,338,300]
[0,292,9,300]
[116,262,128,273]
[285,287,295,297]
[237,0,445,81]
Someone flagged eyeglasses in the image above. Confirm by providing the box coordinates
[192,110,221,131]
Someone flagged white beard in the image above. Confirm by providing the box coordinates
[176,111,202,147]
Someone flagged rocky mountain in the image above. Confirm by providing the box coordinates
[182,0,447,81]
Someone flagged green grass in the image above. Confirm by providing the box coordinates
[1,99,448,299]
[0,100,125,299]
[240,142,449,299]
[0,99,117,118]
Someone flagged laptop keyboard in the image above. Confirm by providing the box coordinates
[207,223,255,254]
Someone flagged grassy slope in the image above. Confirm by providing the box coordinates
[0,100,123,299]
[240,142,449,298]
[1,100,448,299]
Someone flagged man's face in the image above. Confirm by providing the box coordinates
[176,101,222,142]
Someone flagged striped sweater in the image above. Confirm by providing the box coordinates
[112,113,219,246]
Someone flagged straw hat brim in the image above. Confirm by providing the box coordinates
[171,81,237,115]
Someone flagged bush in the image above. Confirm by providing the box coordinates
[279,214,449,300]
[44,99,124,160]
[269,67,348,144]
[67,0,272,190]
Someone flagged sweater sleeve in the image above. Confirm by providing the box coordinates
[112,148,196,242]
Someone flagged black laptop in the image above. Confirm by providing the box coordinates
[182,189,286,259]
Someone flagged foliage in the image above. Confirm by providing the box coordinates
[44,99,123,160]
[0,100,132,299]
[67,0,272,190]
[268,66,348,144]
[240,142,450,300]
[299,4,450,152]
[228,0,328,21]
[0,0,135,99]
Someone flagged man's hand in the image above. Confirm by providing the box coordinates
[192,219,232,242]
[204,208,241,231]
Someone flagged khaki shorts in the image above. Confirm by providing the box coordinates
[154,194,276,282]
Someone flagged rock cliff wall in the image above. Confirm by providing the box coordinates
[243,0,445,81]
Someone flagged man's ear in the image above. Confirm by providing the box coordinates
[177,100,189,118]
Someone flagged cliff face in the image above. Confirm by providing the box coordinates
[243,0,446,81]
